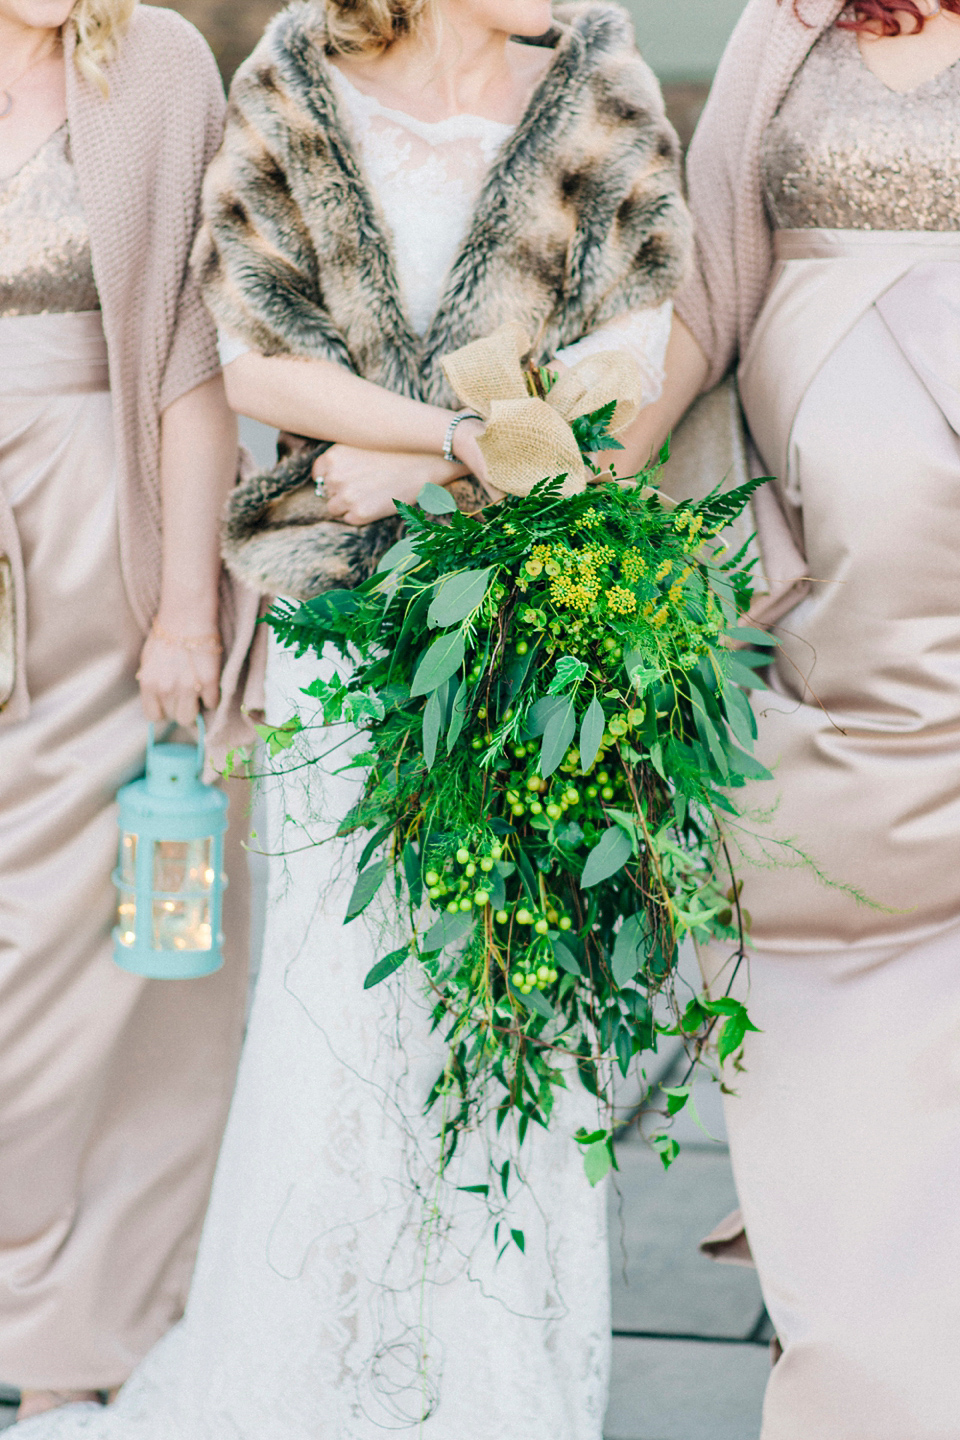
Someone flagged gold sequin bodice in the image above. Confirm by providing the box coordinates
[762,25,960,231]
[0,124,100,317]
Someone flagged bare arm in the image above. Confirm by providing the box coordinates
[223,352,459,454]
[604,315,710,478]
[137,375,238,726]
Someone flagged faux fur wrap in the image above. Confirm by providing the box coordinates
[196,0,692,599]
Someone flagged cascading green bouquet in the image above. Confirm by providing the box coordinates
[262,429,772,1184]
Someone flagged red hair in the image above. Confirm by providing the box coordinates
[789,0,960,35]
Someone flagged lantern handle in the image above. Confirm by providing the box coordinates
[195,712,206,771]
[146,721,176,755]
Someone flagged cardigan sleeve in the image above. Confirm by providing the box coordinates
[158,26,227,413]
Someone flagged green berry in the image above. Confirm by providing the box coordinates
[515,641,529,656]
[534,918,549,935]
[459,897,473,911]
[601,785,614,801]
[506,790,520,804]
[496,910,509,924]
[547,968,558,984]
[465,862,476,878]
[529,801,543,815]
[564,788,579,805]
[511,971,525,988]
[446,900,460,914]
[425,870,440,887]
[428,886,442,900]
[479,857,494,873]
[477,706,487,720]
[602,636,616,652]
[546,803,563,821]
[511,803,526,817]
[586,785,598,799]
[597,771,610,785]
[474,890,489,907]
[491,844,503,860]
[513,744,527,758]
[558,915,572,931]
[471,737,483,750]
[525,775,542,792]
[516,909,533,926]
[537,964,551,981]
[456,848,470,865]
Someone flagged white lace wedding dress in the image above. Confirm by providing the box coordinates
[16,70,671,1440]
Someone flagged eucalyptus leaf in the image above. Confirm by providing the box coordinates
[411,630,465,697]
[363,946,408,989]
[375,536,417,573]
[417,482,457,514]
[611,914,646,987]
[540,697,576,779]
[526,694,568,738]
[422,687,443,769]
[579,695,605,773]
[358,821,394,873]
[428,568,493,628]
[552,939,582,976]
[446,678,468,753]
[345,858,388,921]
[582,1139,613,1186]
[421,911,475,953]
[581,826,633,887]
[516,985,554,1020]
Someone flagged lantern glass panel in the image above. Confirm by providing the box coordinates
[117,889,137,948]
[152,895,213,952]
[120,832,138,885]
[151,837,215,895]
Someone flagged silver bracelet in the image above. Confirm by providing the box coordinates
[442,411,482,464]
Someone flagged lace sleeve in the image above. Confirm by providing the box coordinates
[554,300,673,410]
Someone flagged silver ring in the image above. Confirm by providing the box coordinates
[314,474,326,498]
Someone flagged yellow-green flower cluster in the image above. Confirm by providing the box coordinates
[674,509,705,550]
[573,507,602,529]
[605,585,637,616]
[621,548,647,584]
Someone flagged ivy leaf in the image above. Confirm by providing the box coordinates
[345,858,388,921]
[582,1139,614,1186]
[411,630,465,697]
[581,826,633,887]
[650,1133,680,1171]
[623,651,661,694]
[362,945,408,989]
[427,568,493,628]
[343,689,386,724]
[417,482,457,514]
[253,716,303,756]
[579,694,606,772]
[662,1085,691,1116]
[547,656,589,694]
[540,696,576,779]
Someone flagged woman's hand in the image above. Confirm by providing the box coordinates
[313,445,469,524]
[137,627,221,727]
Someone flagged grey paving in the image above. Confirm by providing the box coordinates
[609,1137,761,1340]
[605,1336,768,1440]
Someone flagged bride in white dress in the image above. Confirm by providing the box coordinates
[15,1,688,1435]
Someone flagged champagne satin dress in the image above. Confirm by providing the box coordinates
[705,29,960,1438]
[0,127,247,1391]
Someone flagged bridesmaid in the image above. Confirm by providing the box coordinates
[631,0,960,1433]
[0,0,253,1421]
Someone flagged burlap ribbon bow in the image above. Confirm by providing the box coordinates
[440,321,645,498]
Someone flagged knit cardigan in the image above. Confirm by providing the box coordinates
[674,0,845,389]
[196,0,692,600]
[1,8,262,749]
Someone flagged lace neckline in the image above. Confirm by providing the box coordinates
[327,63,517,141]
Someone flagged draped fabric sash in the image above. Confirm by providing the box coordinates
[739,229,960,500]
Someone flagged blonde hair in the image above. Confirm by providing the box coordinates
[71,0,136,92]
[322,0,435,55]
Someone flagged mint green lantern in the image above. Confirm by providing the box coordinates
[113,717,228,979]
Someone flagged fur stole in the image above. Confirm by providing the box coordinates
[196,0,692,599]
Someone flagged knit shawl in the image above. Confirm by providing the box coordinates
[674,0,845,389]
[195,0,692,598]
